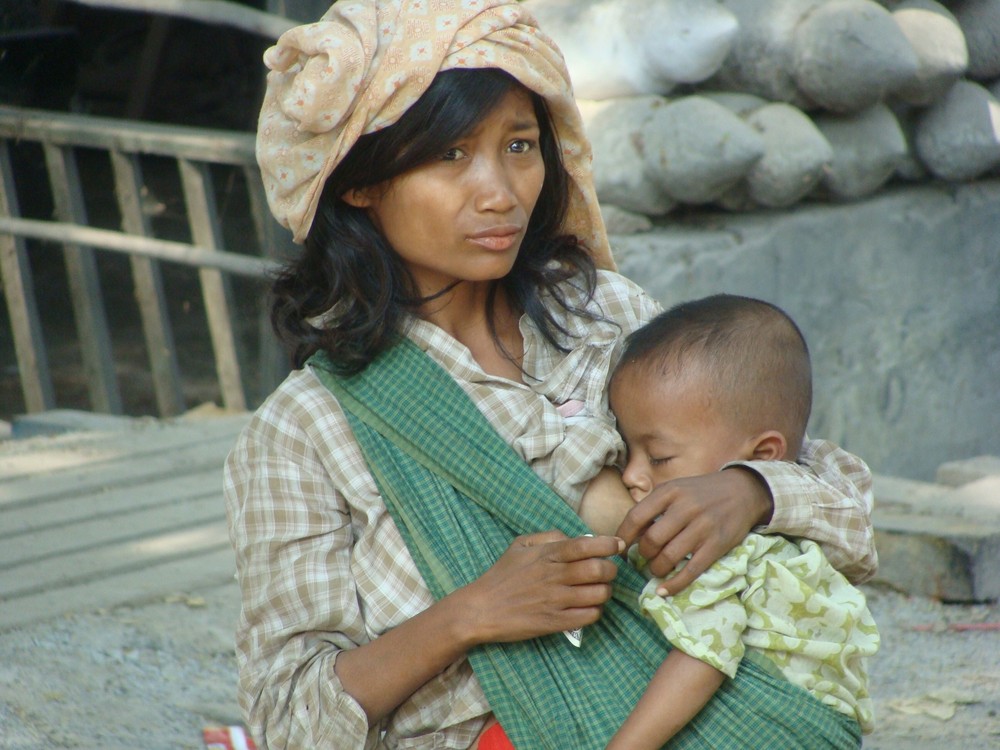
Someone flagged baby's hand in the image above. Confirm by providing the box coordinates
[579,466,635,536]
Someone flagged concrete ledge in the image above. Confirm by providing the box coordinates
[872,459,1000,602]
[936,455,1000,487]
[11,409,142,439]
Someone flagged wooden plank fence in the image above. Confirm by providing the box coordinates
[0,104,291,418]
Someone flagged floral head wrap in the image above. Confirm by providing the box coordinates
[256,0,614,270]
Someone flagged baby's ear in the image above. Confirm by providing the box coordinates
[749,430,787,462]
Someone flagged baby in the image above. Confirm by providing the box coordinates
[581,293,879,749]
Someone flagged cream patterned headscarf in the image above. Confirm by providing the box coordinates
[256,0,614,270]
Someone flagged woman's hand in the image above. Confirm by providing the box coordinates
[615,467,773,591]
[457,531,624,646]
[335,531,621,724]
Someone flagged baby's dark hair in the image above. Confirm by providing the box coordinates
[614,293,813,456]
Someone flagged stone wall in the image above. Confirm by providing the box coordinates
[529,0,999,218]
[612,180,1000,481]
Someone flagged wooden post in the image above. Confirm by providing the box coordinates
[109,150,186,417]
[178,158,247,412]
[43,143,123,414]
[244,163,290,399]
[0,142,55,414]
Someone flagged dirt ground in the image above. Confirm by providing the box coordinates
[0,579,997,749]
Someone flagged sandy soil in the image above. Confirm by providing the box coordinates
[0,580,998,749]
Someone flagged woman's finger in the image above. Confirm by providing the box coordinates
[555,534,624,562]
[560,555,620,586]
[563,582,615,609]
[515,530,569,547]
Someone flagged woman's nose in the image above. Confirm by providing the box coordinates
[473,157,517,213]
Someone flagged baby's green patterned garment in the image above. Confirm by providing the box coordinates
[635,533,880,733]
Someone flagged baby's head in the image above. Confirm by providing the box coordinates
[609,294,812,501]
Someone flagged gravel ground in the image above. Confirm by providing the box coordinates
[0,581,997,749]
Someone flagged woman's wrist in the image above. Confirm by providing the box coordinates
[439,585,492,650]
[723,465,774,527]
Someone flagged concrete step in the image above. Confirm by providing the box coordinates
[0,410,250,630]
[872,456,1000,602]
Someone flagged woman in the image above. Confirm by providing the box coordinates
[225,2,877,747]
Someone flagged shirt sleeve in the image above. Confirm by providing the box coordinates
[637,548,752,679]
[224,400,378,749]
[724,438,878,584]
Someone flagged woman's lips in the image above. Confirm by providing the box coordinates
[468,225,521,251]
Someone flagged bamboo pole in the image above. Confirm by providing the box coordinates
[0,216,277,279]
[62,0,295,39]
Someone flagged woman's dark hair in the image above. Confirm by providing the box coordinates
[270,67,600,373]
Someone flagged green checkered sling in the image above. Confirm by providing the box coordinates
[309,340,861,749]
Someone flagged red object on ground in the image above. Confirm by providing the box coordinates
[203,725,258,750]
[477,722,516,750]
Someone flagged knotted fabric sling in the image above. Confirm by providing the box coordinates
[310,341,861,749]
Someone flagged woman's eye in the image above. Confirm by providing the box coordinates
[442,147,464,161]
[509,138,535,154]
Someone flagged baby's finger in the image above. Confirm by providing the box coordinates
[641,524,698,578]
[656,548,709,595]
[614,501,662,547]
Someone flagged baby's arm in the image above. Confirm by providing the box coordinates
[578,466,635,536]
[607,649,725,750]
[610,541,754,749]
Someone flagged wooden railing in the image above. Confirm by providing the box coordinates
[0,105,291,418]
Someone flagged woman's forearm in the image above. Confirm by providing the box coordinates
[334,588,480,724]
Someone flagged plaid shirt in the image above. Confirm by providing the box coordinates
[224,271,876,749]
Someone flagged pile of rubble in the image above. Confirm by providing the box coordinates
[526,0,999,228]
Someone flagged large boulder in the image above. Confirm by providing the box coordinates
[914,80,1000,180]
[954,0,1000,80]
[891,0,969,106]
[641,95,766,203]
[814,103,908,198]
[578,97,677,215]
[523,0,738,99]
[711,0,825,106]
[792,0,920,112]
[743,103,834,207]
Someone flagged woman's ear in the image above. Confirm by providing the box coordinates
[748,430,788,462]
[341,187,373,208]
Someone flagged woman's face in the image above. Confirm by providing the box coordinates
[346,87,546,297]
